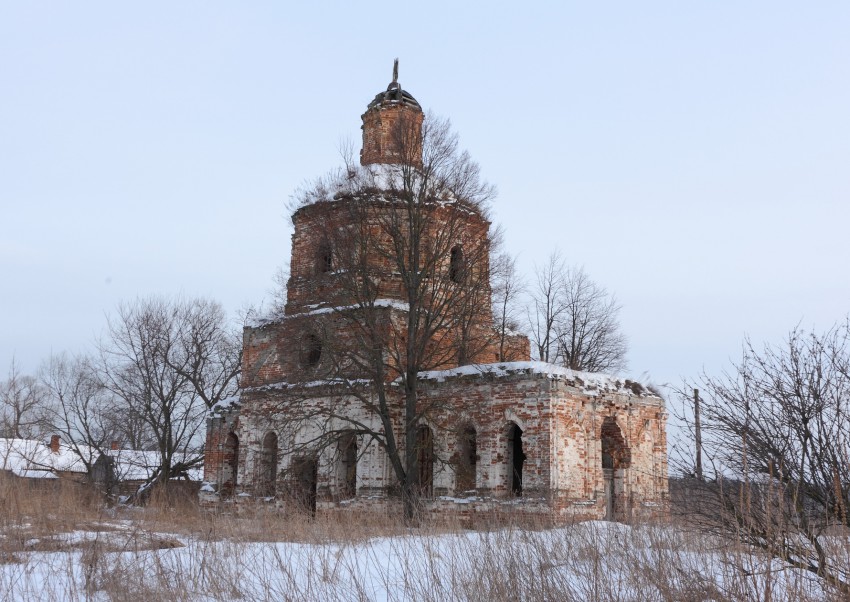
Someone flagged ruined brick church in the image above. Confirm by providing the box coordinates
[202,65,668,522]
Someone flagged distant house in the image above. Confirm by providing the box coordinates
[0,435,90,482]
[1,435,202,499]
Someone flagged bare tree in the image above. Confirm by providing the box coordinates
[40,353,119,471]
[0,357,48,439]
[174,298,243,409]
[491,251,526,362]
[672,322,850,596]
[98,297,241,496]
[528,252,627,373]
[528,251,567,363]
[280,113,496,520]
[556,265,627,373]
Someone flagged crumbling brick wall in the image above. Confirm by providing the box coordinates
[209,366,668,523]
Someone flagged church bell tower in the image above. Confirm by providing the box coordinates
[360,59,424,167]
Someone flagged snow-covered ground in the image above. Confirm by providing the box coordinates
[0,520,839,601]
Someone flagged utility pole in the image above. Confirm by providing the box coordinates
[694,388,703,480]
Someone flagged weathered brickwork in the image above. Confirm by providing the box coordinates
[203,368,668,522]
[285,198,492,316]
[360,75,424,167]
[201,68,669,522]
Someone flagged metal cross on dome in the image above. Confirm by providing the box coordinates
[392,58,399,84]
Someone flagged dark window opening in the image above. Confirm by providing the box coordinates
[417,425,434,498]
[300,334,322,369]
[339,432,357,499]
[507,423,525,496]
[449,245,465,283]
[456,426,477,493]
[316,241,333,274]
[259,431,278,497]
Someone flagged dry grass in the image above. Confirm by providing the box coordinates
[0,476,848,601]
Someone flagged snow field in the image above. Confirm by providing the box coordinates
[0,520,838,601]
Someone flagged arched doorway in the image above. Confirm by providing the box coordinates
[455,425,477,493]
[338,432,357,499]
[221,432,239,498]
[601,416,631,521]
[417,425,434,498]
[292,455,318,516]
[259,432,278,497]
[507,423,525,496]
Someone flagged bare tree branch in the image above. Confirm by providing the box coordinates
[528,252,628,373]
[491,250,526,362]
[672,321,850,595]
[0,357,48,439]
[97,297,240,498]
[40,352,118,471]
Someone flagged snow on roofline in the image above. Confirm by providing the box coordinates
[0,438,91,475]
[13,469,58,479]
[210,394,241,416]
[418,361,660,398]
[239,362,659,399]
[246,299,410,329]
[0,437,204,482]
[243,378,375,394]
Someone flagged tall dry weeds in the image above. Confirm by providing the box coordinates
[1,482,848,601]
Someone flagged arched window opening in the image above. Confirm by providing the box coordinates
[507,423,525,496]
[300,334,323,369]
[417,425,434,498]
[449,245,465,283]
[339,432,357,499]
[316,240,333,274]
[601,416,631,470]
[455,426,477,493]
[259,432,278,497]
[222,432,239,498]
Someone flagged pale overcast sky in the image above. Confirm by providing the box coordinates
[2,2,849,394]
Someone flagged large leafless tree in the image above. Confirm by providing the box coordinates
[0,357,48,439]
[528,251,627,373]
[673,322,850,596]
[281,113,496,520]
[98,297,241,495]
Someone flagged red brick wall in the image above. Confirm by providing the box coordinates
[242,195,530,389]
[360,103,423,167]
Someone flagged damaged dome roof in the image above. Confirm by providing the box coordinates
[366,59,421,111]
